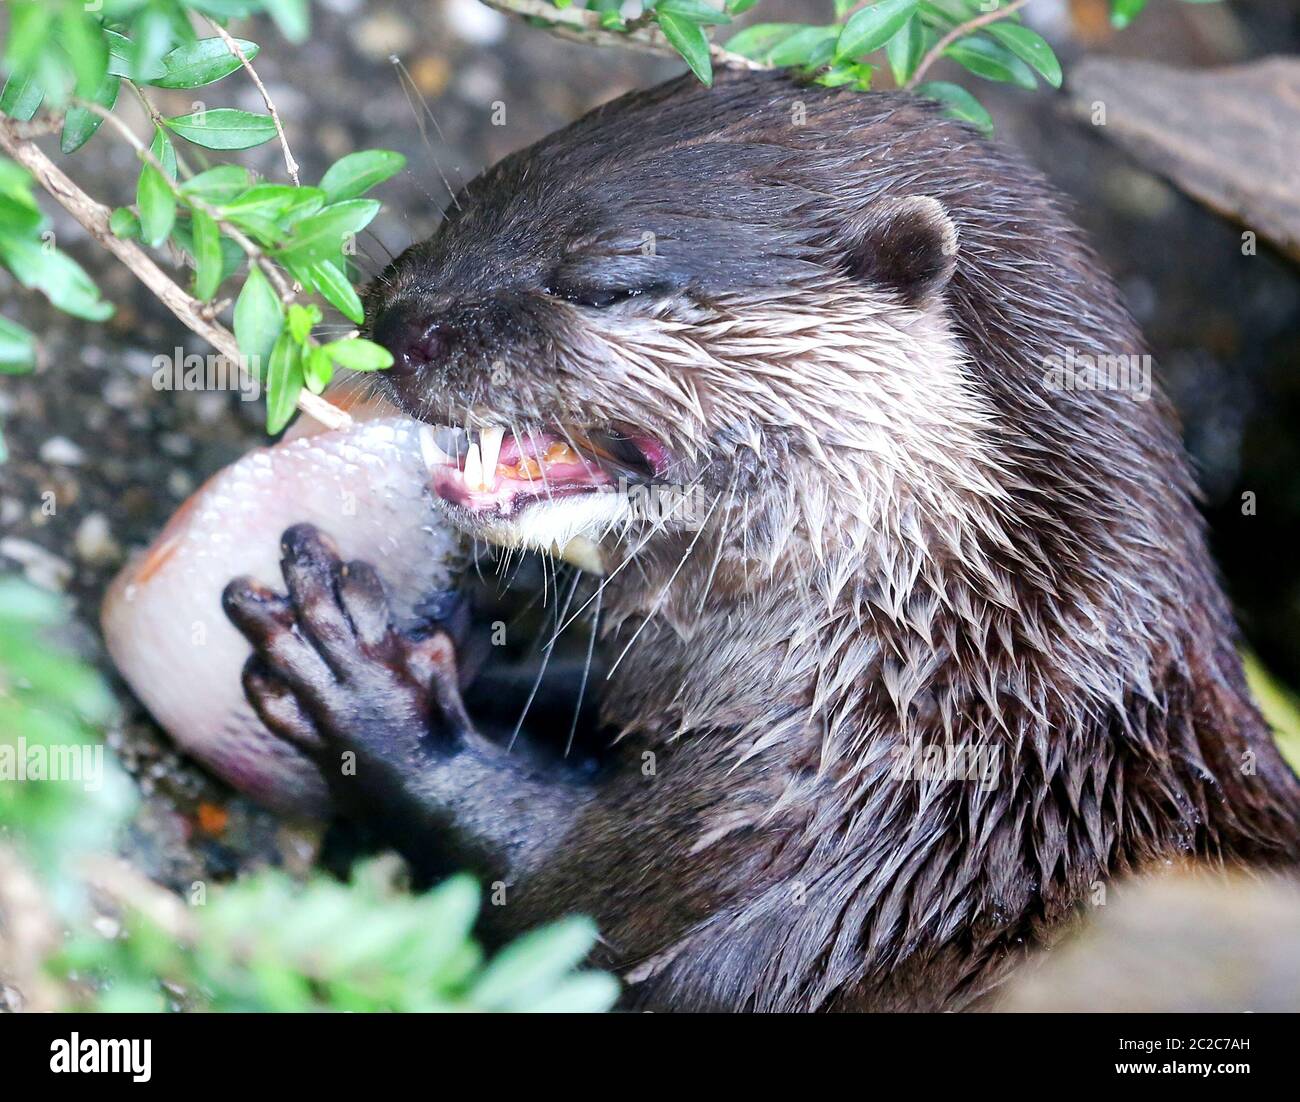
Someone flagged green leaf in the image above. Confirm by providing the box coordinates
[286,303,322,345]
[0,75,44,122]
[588,0,626,30]
[221,184,325,225]
[164,109,278,150]
[321,338,393,373]
[275,200,380,265]
[61,75,121,155]
[657,12,714,87]
[725,24,836,67]
[109,207,141,240]
[188,0,262,17]
[192,209,223,302]
[105,29,168,83]
[264,331,303,435]
[1109,0,1149,28]
[723,23,794,58]
[180,165,254,204]
[769,26,839,67]
[58,9,109,99]
[4,3,52,78]
[837,0,918,61]
[137,127,177,248]
[0,192,43,236]
[817,62,874,89]
[885,16,926,86]
[234,266,284,379]
[726,0,761,13]
[0,315,37,374]
[262,0,312,43]
[0,237,113,321]
[467,916,599,1011]
[984,23,1061,89]
[307,261,364,324]
[303,345,333,395]
[944,34,1037,90]
[131,4,176,84]
[523,972,621,1013]
[656,0,731,25]
[151,37,261,89]
[917,79,994,134]
[319,151,408,205]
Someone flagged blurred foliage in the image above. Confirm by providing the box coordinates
[1244,652,1300,772]
[604,0,1221,131]
[0,576,618,1013]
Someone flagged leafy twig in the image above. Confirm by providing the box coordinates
[78,98,297,305]
[480,0,769,71]
[0,115,348,430]
[203,16,301,186]
[905,0,1032,89]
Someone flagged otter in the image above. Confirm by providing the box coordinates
[132,70,1300,1012]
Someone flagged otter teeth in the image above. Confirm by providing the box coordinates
[464,441,485,491]
[418,425,451,470]
[478,426,505,486]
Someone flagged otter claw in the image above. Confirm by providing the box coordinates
[224,524,482,799]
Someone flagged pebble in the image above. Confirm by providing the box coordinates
[101,377,138,410]
[445,0,507,46]
[354,9,414,61]
[74,512,121,567]
[0,537,74,592]
[38,436,85,466]
[167,469,195,499]
[159,432,194,459]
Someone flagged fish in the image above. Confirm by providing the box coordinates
[102,412,463,815]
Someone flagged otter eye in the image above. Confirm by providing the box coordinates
[561,286,640,309]
[549,278,674,309]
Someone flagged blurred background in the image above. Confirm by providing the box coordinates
[0,0,1297,887]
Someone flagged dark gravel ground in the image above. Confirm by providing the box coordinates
[1,0,1296,886]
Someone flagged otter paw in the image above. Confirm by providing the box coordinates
[222,523,475,781]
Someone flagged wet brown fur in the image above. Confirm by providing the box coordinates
[350,71,1300,1011]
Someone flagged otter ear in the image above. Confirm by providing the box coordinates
[845,195,958,307]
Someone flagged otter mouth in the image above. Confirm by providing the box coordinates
[420,424,669,520]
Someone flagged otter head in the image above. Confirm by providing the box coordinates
[365,74,1006,606]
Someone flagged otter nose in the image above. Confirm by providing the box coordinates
[372,309,445,376]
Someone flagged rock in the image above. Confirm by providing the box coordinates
[1069,56,1300,260]
[353,10,414,62]
[74,513,121,568]
[0,537,74,592]
[38,436,85,466]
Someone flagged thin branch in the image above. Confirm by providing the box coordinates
[80,99,297,305]
[906,0,1032,89]
[203,16,301,185]
[123,79,192,177]
[0,116,348,431]
[480,0,769,72]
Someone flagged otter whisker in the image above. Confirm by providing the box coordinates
[390,55,463,211]
[566,583,601,758]
[605,490,723,681]
[508,568,580,752]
